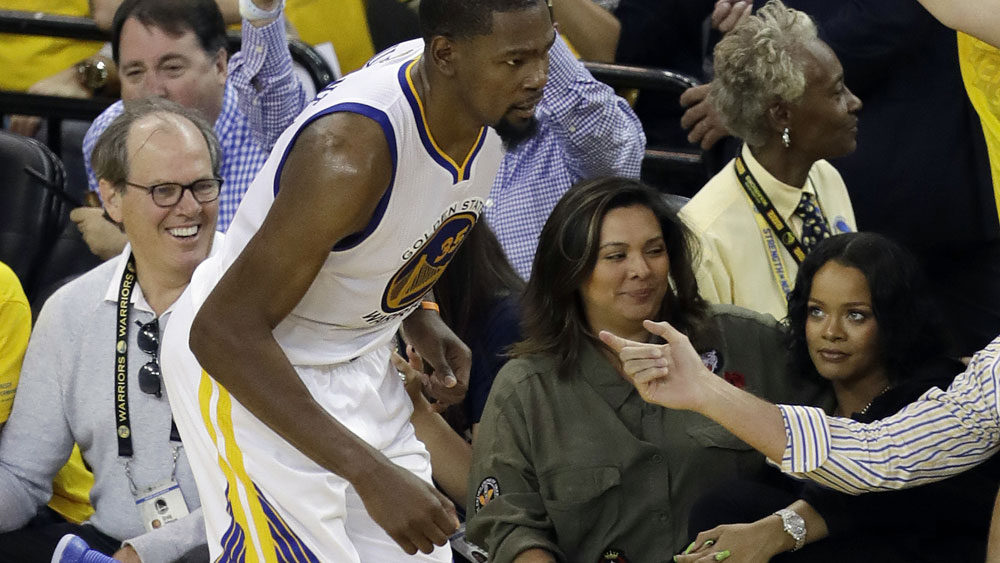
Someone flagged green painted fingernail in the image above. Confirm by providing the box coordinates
[704,540,715,548]
[715,550,731,561]
[673,556,679,563]
[684,541,696,554]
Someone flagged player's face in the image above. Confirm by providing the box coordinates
[454,2,555,147]
[118,17,228,123]
[103,114,219,283]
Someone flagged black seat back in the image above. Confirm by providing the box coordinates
[0,129,101,312]
[0,130,64,300]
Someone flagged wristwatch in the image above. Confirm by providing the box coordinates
[773,508,806,551]
[75,59,109,93]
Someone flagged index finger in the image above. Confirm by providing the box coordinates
[598,330,640,353]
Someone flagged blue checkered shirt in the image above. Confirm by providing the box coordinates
[82,17,306,232]
[486,36,646,279]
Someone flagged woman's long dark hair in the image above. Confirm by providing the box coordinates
[786,232,949,384]
[433,218,524,343]
[513,177,709,379]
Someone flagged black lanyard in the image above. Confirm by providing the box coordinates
[734,150,812,266]
[114,254,180,458]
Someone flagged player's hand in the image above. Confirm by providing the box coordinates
[711,0,753,34]
[355,459,459,555]
[599,319,711,411]
[70,206,127,260]
[9,67,92,137]
[680,83,731,151]
[401,308,470,408]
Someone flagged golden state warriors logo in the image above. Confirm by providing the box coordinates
[381,212,476,313]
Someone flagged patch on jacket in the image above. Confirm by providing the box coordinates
[475,477,499,512]
[599,548,628,562]
[723,371,746,389]
[700,349,721,373]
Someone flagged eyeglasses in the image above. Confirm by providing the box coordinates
[126,177,223,207]
[136,318,161,398]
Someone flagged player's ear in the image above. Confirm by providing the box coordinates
[427,35,459,77]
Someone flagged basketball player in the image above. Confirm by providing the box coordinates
[160,0,555,561]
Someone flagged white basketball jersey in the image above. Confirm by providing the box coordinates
[215,39,503,365]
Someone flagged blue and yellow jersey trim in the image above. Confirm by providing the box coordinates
[399,58,488,184]
[199,372,320,563]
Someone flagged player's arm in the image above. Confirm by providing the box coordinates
[190,111,457,555]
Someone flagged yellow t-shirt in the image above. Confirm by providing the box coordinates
[0,262,30,423]
[0,0,104,91]
[285,0,374,74]
[49,446,95,524]
[957,32,1000,225]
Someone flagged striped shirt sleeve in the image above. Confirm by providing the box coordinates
[777,337,1000,494]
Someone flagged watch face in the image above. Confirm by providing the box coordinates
[778,509,805,538]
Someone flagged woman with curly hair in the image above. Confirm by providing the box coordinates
[676,233,1000,563]
[680,0,862,321]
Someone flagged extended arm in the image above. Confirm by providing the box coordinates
[542,34,645,180]
[229,1,308,152]
[917,0,1000,47]
[601,322,1000,495]
[189,112,456,554]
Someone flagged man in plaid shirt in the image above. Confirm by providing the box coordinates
[75,0,305,259]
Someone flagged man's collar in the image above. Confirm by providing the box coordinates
[102,232,225,316]
[740,144,818,220]
[103,244,154,314]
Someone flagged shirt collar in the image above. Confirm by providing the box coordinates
[740,144,818,220]
[102,232,225,316]
[577,339,636,411]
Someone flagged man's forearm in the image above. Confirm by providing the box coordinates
[694,373,788,463]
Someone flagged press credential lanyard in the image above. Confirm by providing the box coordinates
[734,150,816,298]
[114,254,180,458]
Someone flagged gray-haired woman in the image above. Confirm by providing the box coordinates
[680,0,862,321]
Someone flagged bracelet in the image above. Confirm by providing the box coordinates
[239,0,284,21]
[419,301,440,313]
